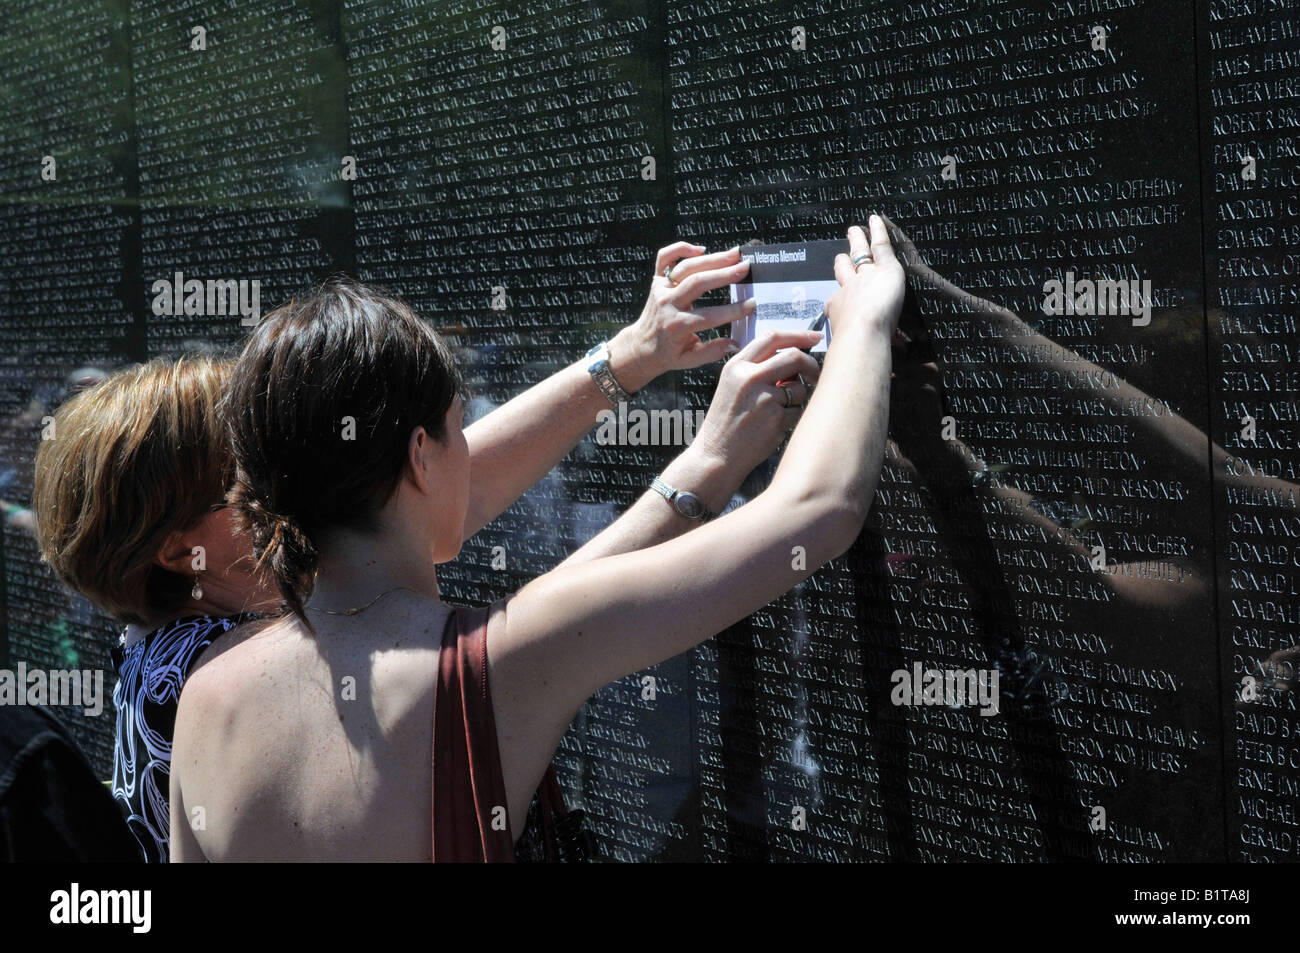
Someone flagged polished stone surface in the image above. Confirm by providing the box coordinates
[0,0,1294,861]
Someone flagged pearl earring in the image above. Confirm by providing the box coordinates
[191,576,203,600]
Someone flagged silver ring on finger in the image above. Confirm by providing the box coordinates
[851,252,873,270]
[663,262,679,286]
[780,384,794,408]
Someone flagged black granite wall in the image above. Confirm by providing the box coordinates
[0,0,1295,861]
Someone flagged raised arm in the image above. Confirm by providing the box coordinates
[556,328,822,568]
[487,218,905,829]
[461,242,756,539]
[887,217,1223,488]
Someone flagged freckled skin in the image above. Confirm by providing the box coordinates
[173,599,451,861]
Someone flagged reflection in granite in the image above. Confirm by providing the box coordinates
[0,0,1295,861]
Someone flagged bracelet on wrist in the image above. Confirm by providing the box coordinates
[650,476,715,522]
[585,340,636,405]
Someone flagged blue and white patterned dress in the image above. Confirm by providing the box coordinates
[111,614,250,862]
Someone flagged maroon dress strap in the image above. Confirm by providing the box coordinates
[430,603,516,862]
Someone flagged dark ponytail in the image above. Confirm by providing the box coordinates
[232,487,318,624]
[224,278,463,627]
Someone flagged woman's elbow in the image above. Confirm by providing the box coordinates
[768,483,872,564]
[821,500,871,561]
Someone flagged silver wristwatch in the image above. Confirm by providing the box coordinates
[650,476,715,521]
[585,340,635,405]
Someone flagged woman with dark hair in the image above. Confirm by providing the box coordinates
[31,241,784,861]
[169,219,904,861]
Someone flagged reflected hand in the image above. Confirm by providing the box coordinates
[890,357,947,448]
[889,357,974,493]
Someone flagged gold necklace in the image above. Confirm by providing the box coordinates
[306,586,416,617]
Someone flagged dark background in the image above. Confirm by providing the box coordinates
[0,0,1295,861]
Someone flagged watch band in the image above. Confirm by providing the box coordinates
[650,476,715,522]
[585,341,635,405]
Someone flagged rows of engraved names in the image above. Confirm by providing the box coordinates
[1207,0,1300,862]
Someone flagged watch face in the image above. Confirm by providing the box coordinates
[675,492,703,519]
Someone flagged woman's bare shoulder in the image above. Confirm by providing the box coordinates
[184,614,298,698]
